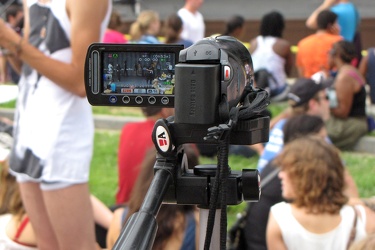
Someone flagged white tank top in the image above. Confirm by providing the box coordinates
[251,36,286,88]
[10,0,111,180]
[271,202,367,250]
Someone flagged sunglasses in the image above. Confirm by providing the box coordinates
[315,95,330,101]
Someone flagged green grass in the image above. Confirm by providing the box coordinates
[89,130,375,228]
[0,100,16,109]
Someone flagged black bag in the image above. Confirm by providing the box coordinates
[227,210,248,250]
[254,68,278,95]
[227,167,280,250]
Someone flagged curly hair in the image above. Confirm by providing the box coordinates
[274,136,348,214]
[259,11,285,38]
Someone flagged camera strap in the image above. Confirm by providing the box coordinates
[236,87,270,121]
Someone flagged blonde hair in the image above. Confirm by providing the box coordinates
[0,161,25,220]
[129,10,159,41]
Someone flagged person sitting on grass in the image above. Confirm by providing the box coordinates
[267,136,375,250]
[0,159,113,250]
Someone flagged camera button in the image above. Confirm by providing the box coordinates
[148,96,156,105]
[109,95,117,103]
[122,96,130,104]
[224,65,231,81]
[161,97,169,105]
[135,96,143,104]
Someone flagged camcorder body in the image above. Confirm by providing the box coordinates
[84,36,269,146]
[89,37,270,249]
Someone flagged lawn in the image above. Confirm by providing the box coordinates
[2,98,375,227]
[89,130,375,228]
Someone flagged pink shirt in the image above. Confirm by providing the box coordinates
[103,29,127,43]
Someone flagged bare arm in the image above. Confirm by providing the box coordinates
[266,212,287,250]
[330,71,355,118]
[248,38,257,54]
[106,208,124,249]
[0,0,109,97]
[358,54,368,77]
[306,0,337,30]
[274,39,293,76]
[364,205,375,234]
[90,195,113,229]
[343,169,359,198]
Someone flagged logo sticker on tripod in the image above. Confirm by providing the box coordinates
[155,124,171,153]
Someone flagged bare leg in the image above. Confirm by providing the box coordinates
[19,182,59,250]
[43,183,96,250]
[19,182,96,250]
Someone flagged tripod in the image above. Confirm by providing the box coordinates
[112,108,269,249]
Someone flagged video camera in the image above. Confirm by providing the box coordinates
[85,36,269,145]
[84,36,270,249]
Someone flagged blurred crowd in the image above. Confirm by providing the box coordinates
[1,0,375,249]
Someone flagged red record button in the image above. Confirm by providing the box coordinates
[224,66,231,80]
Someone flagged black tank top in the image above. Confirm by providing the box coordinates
[348,70,367,117]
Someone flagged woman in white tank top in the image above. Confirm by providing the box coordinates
[267,136,375,250]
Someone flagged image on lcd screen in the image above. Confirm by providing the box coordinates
[102,51,176,95]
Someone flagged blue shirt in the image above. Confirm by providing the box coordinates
[257,119,286,173]
[331,2,359,42]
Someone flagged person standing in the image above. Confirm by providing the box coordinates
[0,0,111,249]
[177,0,205,44]
[306,0,360,42]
